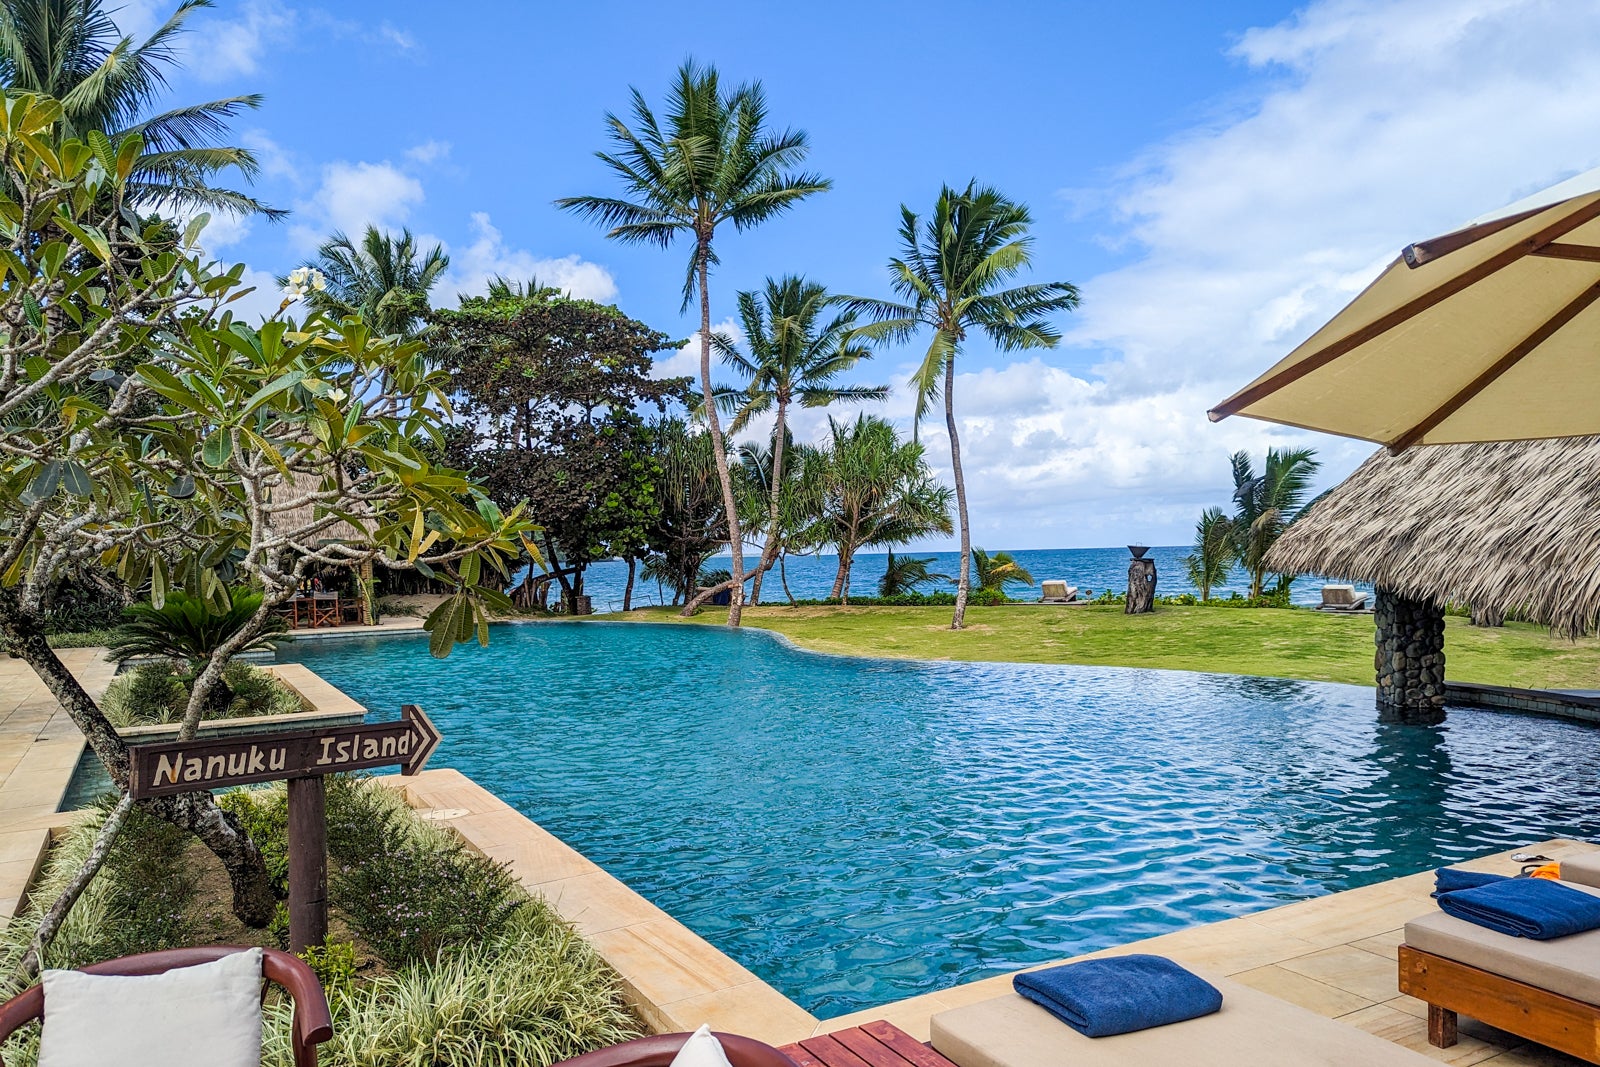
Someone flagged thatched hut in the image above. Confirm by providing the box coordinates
[1267,435,1600,715]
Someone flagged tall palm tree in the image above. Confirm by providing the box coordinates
[556,60,829,627]
[848,183,1079,629]
[295,226,450,338]
[1184,506,1234,601]
[971,548,1034,596]
[1229,447,1321,598]
[721,276,887,604]
[0,0,280,218]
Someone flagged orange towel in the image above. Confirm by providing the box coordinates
[1528,862,1562,881]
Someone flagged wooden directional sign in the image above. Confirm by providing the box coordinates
[127,704,441,800]
[124,703,443,954]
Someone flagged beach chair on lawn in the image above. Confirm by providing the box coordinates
[0,946,333,1067]
[1319,584,1369,611]
[1040,581,1076,603]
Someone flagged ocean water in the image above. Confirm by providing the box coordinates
[283,622,1599,1017]
[571,546,1366,613]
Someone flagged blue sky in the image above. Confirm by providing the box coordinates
[121,0,1600,549]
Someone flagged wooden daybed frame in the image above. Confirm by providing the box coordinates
[1399,944,1600,1063]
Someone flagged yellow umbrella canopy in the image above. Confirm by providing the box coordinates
[1209,175,1600,450]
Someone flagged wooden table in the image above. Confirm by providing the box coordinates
[780,1022,960,1067]
[284,595,342,629]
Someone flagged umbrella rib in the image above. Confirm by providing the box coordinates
[1209,196,1600,422]
[1387,280,1600,453]
[1532,243,1600,262]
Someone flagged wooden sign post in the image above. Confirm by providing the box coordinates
[127,704,442,952]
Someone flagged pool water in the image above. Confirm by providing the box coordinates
[282,622,1600,1017]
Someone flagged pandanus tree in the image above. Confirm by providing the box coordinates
[848,183,1079,629]
[1229,447,1320,598]
[720,276,887,604]
[293,226,450,340]
[0,0,280,218]
[794,414,953,603]
[557,60,829,626]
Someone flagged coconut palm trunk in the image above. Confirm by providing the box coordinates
[683,247,746,625]
[946,357,973,628]
[749,396,790,606]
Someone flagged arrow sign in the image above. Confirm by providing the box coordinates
[128,704,443,800]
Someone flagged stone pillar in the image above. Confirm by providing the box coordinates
[1374,587,1446,719]
[1126,558,1156,614]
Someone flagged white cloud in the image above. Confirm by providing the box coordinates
[438,212,617,302]
[185,2,295,81]
[288,161,425,250]
[405,140,451,165]
[655,319,742,384]
[952,0,1600,547]
[215,266,290,326]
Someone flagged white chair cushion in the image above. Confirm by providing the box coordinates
[38,948,263,1067]
[670,1024,735,1067]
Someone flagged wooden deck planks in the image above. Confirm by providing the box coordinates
[780,1023,960,1067]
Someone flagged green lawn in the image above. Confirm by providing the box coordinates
[605,603,1600,689]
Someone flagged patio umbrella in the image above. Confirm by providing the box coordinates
[1208,170,1600,451]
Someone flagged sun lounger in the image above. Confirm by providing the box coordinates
[1318,584,1370,611]
[1554,851,1600,889]
[931,973,1435,1066]
[1401,879,1600,1062]
[1040,581,1076,603]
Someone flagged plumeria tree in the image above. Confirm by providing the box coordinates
[0,92,533,959]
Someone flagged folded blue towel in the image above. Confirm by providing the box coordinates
[1433,867,1508,898]
[1437,877,1600,939]
[1012,954,1223,1038]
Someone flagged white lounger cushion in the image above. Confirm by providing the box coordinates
[1558,851,1600,890]
[1404,881,1600,1006]
[930,975,1434,1067]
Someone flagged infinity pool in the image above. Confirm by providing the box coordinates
[282,622,1600,1017]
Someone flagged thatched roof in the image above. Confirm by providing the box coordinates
[1267,436,1600,636]
[272,472,372,546]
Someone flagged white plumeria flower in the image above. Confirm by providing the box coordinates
[327,387,348,403]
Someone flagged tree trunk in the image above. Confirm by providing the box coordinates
[829,553,849,600]
[780,551,796,606]
[749,398,791,609]
[623,556,636,612]
[682,240,745,626]
[543,532,576,613]
[839,550,855,605]
[1126,558,1157,614]
[946,356,972,629]
[0,594,275,927]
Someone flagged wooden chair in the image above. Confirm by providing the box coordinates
[0,946,333,1067]
[310,595,340,628]
[552,1032,797,1067]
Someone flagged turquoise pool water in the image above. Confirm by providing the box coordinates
[282,623,1600,1017]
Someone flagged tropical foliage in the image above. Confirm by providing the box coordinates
[878,550,949,597]
[848,183,1079,628]
[971,548,1034,597]
[1183,506,1234,602]
[793,415,952,603]
[1228,447,1321,598]
[559,59,829,624]
[0,0,278,217]
[720,276,886,603]
[294,226,449,339]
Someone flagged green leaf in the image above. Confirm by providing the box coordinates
[149,556,166,610]
[202,429,233,468]
[21,291,42,331]
[60,462,92,497]
[169,475,196,500]
[21,460,62,503]
[241,370,305,415]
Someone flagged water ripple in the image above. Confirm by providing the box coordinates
[284,622,1600,1018]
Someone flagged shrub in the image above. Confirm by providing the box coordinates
[787,592,958,607]
[218,786,291,894]
[266,909,637,1067]
[967,587,1007,607]
[300,938,359,1004]
[45,629,119,649]
[101,662,303,728]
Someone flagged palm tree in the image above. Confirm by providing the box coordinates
[557,60,829,627]
[295,227,449,338]
[878,550,949,597]
[794,414,953,603]
[1184,506,1234,601]
[848,183,1078,629]
[722,276,887,604]
[1229,447,1321,598]
[0,0,280,218]
[971,548,1034,597]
